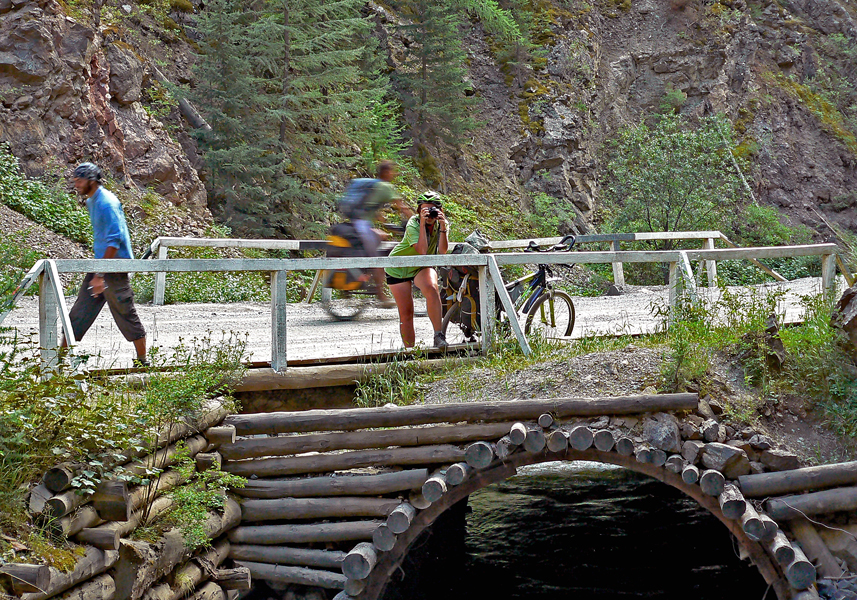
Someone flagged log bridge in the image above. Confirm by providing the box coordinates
[11,393,857,600]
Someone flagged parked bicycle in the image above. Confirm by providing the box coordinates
[440,235,577,343]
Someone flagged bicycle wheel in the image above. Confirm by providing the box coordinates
[441,304,479,345]
[321,274,367,321]
[525,290,575,338]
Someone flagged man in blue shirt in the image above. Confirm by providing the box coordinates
[62,162,148,366]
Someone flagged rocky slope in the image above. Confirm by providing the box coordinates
[0,0,855,244]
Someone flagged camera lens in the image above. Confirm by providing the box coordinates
[428,207,439,218]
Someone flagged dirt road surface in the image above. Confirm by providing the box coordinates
[3,276,843,369]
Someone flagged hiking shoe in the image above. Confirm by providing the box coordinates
[132,357,150,368]
[433,331,448,349]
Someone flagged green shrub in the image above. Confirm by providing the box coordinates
[0,144,92,246]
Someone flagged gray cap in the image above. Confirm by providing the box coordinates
[73,162,102,182]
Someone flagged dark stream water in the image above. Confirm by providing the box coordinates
[383,461,770,600]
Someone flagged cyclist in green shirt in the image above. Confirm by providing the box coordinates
[385,191,449,348]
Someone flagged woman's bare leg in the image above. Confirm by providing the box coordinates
[414,268,443,333]
[389,281,416,347]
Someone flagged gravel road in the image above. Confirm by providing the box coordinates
[3,276,843,369]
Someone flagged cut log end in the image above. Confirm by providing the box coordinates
[341,542,378,581]
[212,567,252,591]
[464,441,494,469]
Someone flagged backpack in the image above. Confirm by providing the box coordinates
[439,242,482,337]
[325,222,365,291]
[337,178,379,220]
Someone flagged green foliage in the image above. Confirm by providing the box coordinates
[167,450,244,550]
[0,144,92,246]
[601,113,747,247]
[807,33,857,144]
[354,352,432,407]
[0,232,39,308]
[526,191,578,238]
[659,85,687,114]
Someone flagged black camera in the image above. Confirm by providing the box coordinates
[427,206,440,218]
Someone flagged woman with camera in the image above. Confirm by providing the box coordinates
[384,191,449,349]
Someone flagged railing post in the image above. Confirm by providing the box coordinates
[703,237,717,287]
[271,270,288,371]
[668,261,679,318]
[153,242,168,306]
[38,270,59,371]
[821,254,837,295]
[610,240,625,286]
[487,256,530,356]
[478,264,495,356]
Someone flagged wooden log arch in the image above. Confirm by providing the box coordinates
[360,448,792,600]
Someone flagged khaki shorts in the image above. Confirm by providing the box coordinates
[69,272,146,342]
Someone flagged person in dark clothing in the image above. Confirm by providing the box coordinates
[61,162,148,366]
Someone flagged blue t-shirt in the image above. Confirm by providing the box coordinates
[86,187,134,259]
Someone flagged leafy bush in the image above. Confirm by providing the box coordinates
[0,144,92,246]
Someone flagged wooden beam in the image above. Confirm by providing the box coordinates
[38,270,59,371]
[738,461,857,498]
[229,545,346,570]
[45,260,75,347]
[766,486,857,520]
[219,422,514,460]
[719,234,787,281]
[19,547,119,600]
[0,259,44,326]
[234,561,345,590]
[232,469,429,499]
[821,254,837,294]
[223,393,699,435]
[241,497,401,522]
[487,256,529,356]
[610,240,625,286]
[271,270,287,372]
[228,521,382,544]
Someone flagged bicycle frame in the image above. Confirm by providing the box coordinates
[503,264,561,316]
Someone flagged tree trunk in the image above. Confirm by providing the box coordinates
[212,568,251,591]
[223,394,699,435]
[372,525,397,552]
[769,530,796,566]
[42,462,83,493]
[785,545,816,590]
[790,519,845,578]
[546,430,568,453]
[387,503,416,535]
[206,426,237,446]
[220,423,512,460]
[537,414,554,428]
[765,486,857,520]
[739,462,857,497]
[615,437,635,456]
[29,483,53,514]
[223,445,465,477]
[681,465,700,485]
[234,469,428,499]
[20,548,119,600]
[421,472,448,504]
[699,469,726,496]
[234,561,345,590]
[464,442,494,469]
[1,564,51,595]
[54,574,115,600]
[140,539,230,600]
[196,452,222,472]
[665,455,685,473]
[718,483,747,519]
[509,423,527,445]
[568,426,594,451]
[229,545,345,570]
[740,504,765,541]
[593,430,615,452]
[445,463,472,486]
[228,522,382,545]
[92,479,131,522]
[522,428,546,453]
[494,436,516,461]
[341,543,377,581]
[241,497,400,522]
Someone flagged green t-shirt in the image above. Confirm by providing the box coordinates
[358,181,401,222]
[385,215,441,280]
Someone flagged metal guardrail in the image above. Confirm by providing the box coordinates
[3,242,845,373]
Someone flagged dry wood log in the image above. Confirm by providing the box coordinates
[228,521,383,545]
[225,394,699,435]
[207,426,237,446]
[54,574,115,600]
[408,492,431,510]
[593,430,615,452]
[234,469,428,499]
[196,453,222,472]
[224,444,466,477]
[20,548,119,600]
[785,545,816,590]
[568,426,594,451]
[740,504,765,541]
[372,525,397,552]
[649,449,667,467]
[699,469,726,496]
[29,483,53,515]
[446,463,473,486]
[1,564,50,594]
[234,561,345,589]
[230,545,345,569]
[344,577,365,596]
[546,430,568,453]
[718,484,747,519]
[75,527,121,551]
[681,465,700,485]
[219,422,513,460]
[523,428,546,453]
[341,543,377,580]
[769,530,797,566]
[387,503,416,535]
[791,591,822,600]
[188,582,227,600]
[495,436,516,461]
[766,486,857,520]
[43,462,83,493]
[665,455,685,474]
[738,461,857,498]
[241,497,400,522]
[790,519,845,578]
[92,480,131,522]
[44,490,88,520]
[759,514,779,542]
[635,448,652,464]
[615,437,635,456]
[75,496,173,548]
[48,505,102,538]
[422,471,448,503]
[212,568,251,591]
[123,435,209,480]
[464,442,495,469]
[509,423,527,445]
[333,593,356,600]
[141,539,231,600]
[538,414,554,428]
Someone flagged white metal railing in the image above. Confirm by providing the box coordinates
[1,242,845,373]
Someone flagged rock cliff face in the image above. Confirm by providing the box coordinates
[0,0,206,210]
[0,0,855,238]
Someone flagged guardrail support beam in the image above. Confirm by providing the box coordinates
[821,254,837,295]
[153,243,168,306]
[271,270,288,371]
[478,265,495,355]
[703,237,717,287]
[610,240,625,286]
[38,271,59,371]
[486,256,530,356]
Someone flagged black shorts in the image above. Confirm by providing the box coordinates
[385,274,416,286]
[69,272,146,342]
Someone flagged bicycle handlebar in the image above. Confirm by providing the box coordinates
[524,235,576,253]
